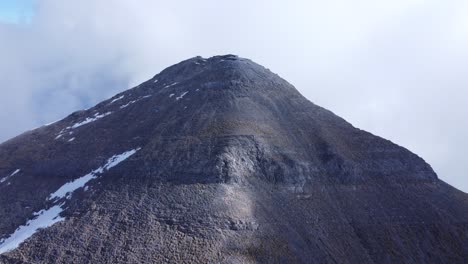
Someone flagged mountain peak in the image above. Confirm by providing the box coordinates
[146,54,294,95]
[5,55,437,185]
[0,55,466,263]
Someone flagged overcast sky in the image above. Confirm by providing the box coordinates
[0,0,466,192]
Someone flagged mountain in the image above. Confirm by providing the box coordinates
[0,55,467,263]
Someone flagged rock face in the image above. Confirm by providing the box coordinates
[0,55,467,263]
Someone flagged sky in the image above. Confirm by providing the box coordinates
[0,0,33,24]
[0,0,466,192]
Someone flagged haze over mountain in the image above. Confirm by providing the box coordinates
[0,55,467,263]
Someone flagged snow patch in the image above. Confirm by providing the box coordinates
[44,119,60,126]
[49,148,140,200]
[55,111,113,139]
[120,95,152,109]
[176,91,189,101]
[0,169,20,184]
[100,148,140,171]
[154,79,158,83]
[120,100,137,109]
[109,95,124,104]
[169,93,175,98]
[0,149,139,254]
[164,82,178,88]
[68,137,75,142]
[0,205,64,254]
[71,112,112,129]
[49,173,95,200]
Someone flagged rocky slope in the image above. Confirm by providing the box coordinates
[0,55,467,263]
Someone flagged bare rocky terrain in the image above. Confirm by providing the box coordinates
[0,55,467,263]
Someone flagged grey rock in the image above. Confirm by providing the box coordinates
[0,55,467,263]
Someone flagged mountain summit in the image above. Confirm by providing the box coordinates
[0,55,467,263]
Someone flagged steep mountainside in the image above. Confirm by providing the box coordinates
[0,55,467,263]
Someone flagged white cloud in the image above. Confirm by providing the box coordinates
[0,0,466,192]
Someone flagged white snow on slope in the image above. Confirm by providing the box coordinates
[99,148,140,171]
[109,95,125,104]
[176,91,189,101]
[164,82,178,89]
[169,93,175,98]
[120,100,137,109]
[49,148,140,200]
[55,111,113,140]
[0,169,20,184]
[49,173,95,200]
[55,93,156,139]
[44,119,60,126]
[71,112,112,129]
[0,148,141,255]
[120,95,152,109]
[0,205,64,254]
[154,79,158,83]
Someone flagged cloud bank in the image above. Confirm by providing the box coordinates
[0,0,467,192]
